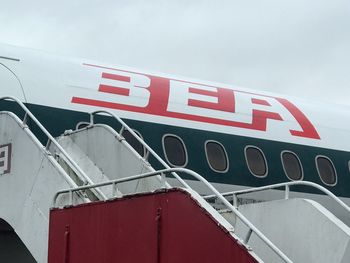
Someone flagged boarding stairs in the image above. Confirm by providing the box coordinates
[205,183,350,263]
[47,109,350,262]
[1,97,350,262]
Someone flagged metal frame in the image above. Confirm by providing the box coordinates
[315,155,337,186]
[244,145,268,178]
[161,133,188,168]
[204,140,229,173]
[53,167,292,263]
[280,150,304,181]
[0,96,107,200]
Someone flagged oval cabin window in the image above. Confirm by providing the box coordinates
[316,156,337,186]
[122,129,145,157]
[281,151,303,181]
[205,141,228,172]
[245,146,267,177]
[163,135,187,167]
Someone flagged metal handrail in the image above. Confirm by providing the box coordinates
[88,110,191,189]
[204,181,350,215]
[53,167,292,263]
[0,96,107,200]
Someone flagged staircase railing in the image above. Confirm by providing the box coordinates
[204,181,350,215]
[53,167,292,263]
[0,96,107,200]
[88,110,191,189]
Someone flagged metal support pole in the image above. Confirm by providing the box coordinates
[23,112,28,125]
[285,185,290,199]
[243,228,253,244]
[161,173,166,188]
[112,182,120,197]
[89,113,95,125]
[119,126,125,137]
[233,194,238,208]
[45,138,51,150]
[144,150,150,161]
[69,190,73,206]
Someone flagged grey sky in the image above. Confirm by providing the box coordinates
[1,0,350,105]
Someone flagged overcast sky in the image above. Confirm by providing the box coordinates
[1,0,350,105]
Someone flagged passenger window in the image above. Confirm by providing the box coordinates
[205,141,228,172]
[163,135,187,167]
[245,146,267,177]
[281,151,303,181]
[122,129,145,157]
[316,156,337,186]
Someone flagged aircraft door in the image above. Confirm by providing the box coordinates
[0,63,26,101]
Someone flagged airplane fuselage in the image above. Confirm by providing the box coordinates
[1,43,350,220]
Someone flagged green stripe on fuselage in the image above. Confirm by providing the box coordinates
[1,101,349,198]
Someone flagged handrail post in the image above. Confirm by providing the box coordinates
[161,172,166,188]
[46,138,52,150]
[69,190,73,206]
[285,185,290,199]
[112,182,118,197]
[23,112,28,125]
[243,228,253,245]
[119,126,125,137]
[89,113,95,125]
[144,151,150,161]
[233,193,238,208]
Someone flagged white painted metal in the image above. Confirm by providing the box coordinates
[89,110,191,189]
[204,181,350,226]
[50,134,120,198]
[236,181,350,213]
[0,112,83,263]
[0,96,106,200]
[53,124,165,196]
[234,198,350,263]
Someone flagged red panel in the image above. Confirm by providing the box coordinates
[48,189,258,263]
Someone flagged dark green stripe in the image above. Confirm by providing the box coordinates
[1,101,349,197]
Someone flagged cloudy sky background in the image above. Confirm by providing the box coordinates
[1,0,350,105]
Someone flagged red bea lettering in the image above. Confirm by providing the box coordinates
[72,63,320,140]
[188,87,235,113]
